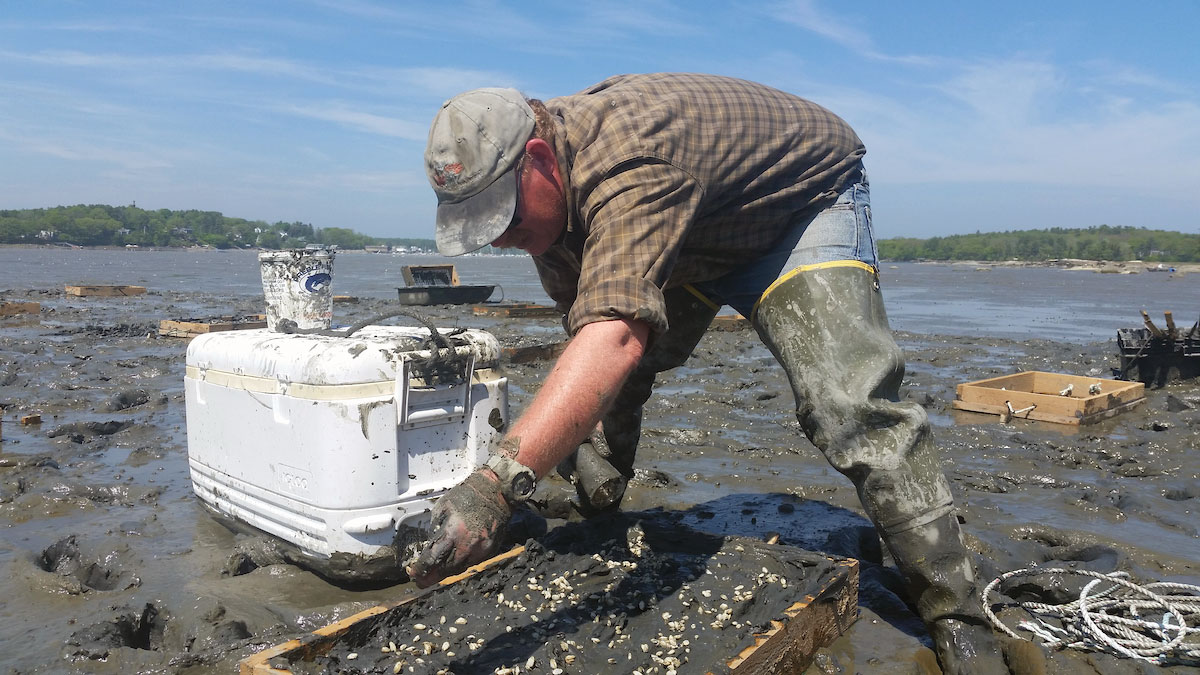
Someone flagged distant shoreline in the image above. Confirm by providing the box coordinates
[901,258,1197,275]
[0,244,1194,274]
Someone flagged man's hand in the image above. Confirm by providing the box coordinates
[406,468,512,588]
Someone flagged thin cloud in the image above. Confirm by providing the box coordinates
[761,0,938,66]
[281,103,428,140]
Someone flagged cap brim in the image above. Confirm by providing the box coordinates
[435,168,518,257]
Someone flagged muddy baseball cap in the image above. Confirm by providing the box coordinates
[425,87,535,256]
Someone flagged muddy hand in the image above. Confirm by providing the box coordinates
[407,469,512,588]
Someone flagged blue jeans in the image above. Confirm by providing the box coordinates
[691,172,876,317]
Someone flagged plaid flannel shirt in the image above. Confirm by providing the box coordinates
[533,73,866,336]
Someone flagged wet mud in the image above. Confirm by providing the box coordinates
[0,286,1197,674]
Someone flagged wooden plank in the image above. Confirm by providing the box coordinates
[64,285,146,297]
[472,303,560,318]
[710,314,751,331]
[158,316,268,338]
[240,545,856,675]
[502,341,568,364]
[332,295,358,304]
[0,301,40,316]
[951,397,1147,425]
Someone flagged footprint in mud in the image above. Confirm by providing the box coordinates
[1164,486,1198,501]
[47,419,134,443]
[31,535,141,594]
[64,602,166,660]
[1000,528,1122,604]
[105,387,156,411]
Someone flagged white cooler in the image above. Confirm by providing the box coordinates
[183,325,507,581]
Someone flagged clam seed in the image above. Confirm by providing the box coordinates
[455,617,467,625]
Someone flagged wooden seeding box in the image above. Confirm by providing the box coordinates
[953,371,1145,425]
[0,301,40,317]
[239,517,859,675]
[64,285,146,297]
[502,340,568,364]
[472,303,560,319]
[158,315,268,338]
[710,314,751,331]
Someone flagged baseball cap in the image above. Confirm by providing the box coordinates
[425,88,535,256]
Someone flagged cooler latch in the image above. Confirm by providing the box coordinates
[396,354,474,429]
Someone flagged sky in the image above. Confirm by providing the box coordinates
[2,1,1198,240]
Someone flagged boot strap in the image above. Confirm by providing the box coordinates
[878,501,955,536]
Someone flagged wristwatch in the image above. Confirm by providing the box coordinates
[484,454,538,504]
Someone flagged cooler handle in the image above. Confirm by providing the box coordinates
[396,354,474,429]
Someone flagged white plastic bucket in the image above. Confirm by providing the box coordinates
[258,249,335,331]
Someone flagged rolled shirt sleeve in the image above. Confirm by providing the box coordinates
[567,160,702,336]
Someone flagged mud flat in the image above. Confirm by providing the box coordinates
[0,286,1197,674]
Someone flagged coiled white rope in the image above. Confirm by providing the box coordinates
[983,567,1200,665]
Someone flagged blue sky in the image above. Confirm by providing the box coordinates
[2,1,1197,239]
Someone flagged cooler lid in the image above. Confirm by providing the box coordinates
[185,325,499,386]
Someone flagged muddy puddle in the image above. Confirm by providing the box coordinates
[1,286,1197,674]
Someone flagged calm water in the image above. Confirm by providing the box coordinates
[1,248,1194,343]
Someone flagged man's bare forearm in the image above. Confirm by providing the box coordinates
[500,318,649,477]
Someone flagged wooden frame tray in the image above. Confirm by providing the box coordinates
[0,301,40,316]
[239,523,858,675]
[953,371,1145,425]
[158,315,268,338]
[65,284,146,297]
[472,303,560,319]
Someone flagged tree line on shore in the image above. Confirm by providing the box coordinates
[2,205,1196,262]
[0,204,439,251]
[878,225,1198,262]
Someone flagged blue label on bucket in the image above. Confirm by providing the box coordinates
[301,272,332,293]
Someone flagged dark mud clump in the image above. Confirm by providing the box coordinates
[36,535,141,594]
[65,603,166,660]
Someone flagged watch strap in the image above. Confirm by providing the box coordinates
[484,454,537,503]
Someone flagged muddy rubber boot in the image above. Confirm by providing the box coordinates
[590,286,719,501]
[752,262,1010,675]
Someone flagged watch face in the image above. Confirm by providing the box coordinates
[512,473,536,498]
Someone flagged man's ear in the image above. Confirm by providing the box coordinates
[524,138,558,176]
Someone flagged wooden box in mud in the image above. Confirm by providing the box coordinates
[158,314,267,338]
[64,284,146,297]
[953,370,1145,425]
[240,514,859,675]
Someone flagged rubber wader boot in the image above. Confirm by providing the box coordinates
[752,262,1009,675]
[577,286,719,514]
